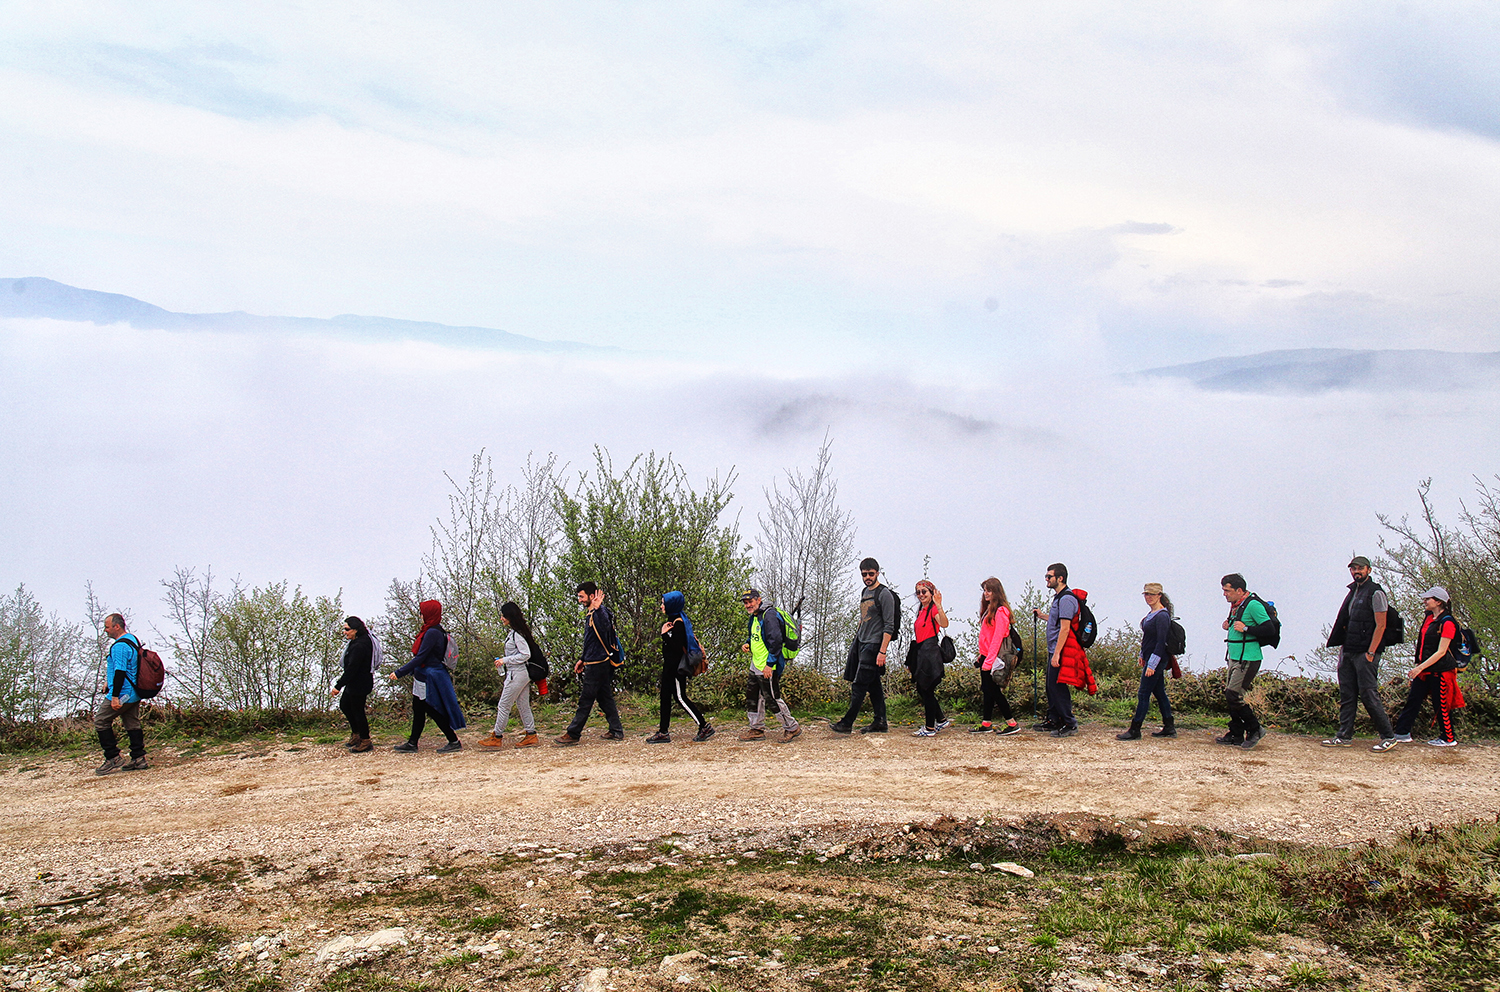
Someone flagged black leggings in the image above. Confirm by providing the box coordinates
[916,683,945,729]
[981,674,1014,722]
[658,663,707,733]
[410,697,457,744]
[340,687,370,739]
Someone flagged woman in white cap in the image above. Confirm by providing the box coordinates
[1118,583,1178,740]
[1390,586,1463,746]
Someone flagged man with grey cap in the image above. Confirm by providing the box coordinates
[738,588,801,743]
[1323,556,1398,752]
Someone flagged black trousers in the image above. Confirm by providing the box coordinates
[410,696,457,743]
[840,641,886,727]
[916,682,945,729]
[568,663,623,736]
[1045,661,1075,729]
[659,662,706,733]
[1392,672,1454,741]
[340,686,370,739]
[981,674,1013,722]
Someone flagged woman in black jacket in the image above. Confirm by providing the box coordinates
[331,616,374,752]
[1118,583,1176,740]
[648,591,714,743]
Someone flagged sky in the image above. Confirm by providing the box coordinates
[2,2,1499,677]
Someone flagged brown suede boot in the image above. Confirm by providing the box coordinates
[350,738,373,753]
[514,733,540,748]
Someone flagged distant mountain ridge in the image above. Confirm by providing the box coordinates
[1136,347,1500,393]
[0,277,610,354]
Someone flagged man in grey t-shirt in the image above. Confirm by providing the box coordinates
[830,557,897,734]
[1031,563,1078,736]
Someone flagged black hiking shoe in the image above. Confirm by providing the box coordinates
[1151,726,1177,738]
[858,723,888,734]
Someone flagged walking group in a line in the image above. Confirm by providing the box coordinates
[91,554,1473,775]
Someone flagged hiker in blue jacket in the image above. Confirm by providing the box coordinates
[390,599,466,753]
[94,612,148,775]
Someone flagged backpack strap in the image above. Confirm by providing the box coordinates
[587,610,621,667]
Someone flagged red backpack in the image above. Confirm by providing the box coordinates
[124,635,166,699]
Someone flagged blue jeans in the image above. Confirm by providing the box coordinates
[1131,666,1172,727]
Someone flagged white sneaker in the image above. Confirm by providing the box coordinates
[912,727,937,738]
[1427,738,1458,747]
[1392,734,1412,743]
[935,719,953,731]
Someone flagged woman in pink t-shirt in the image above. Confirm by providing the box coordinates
[971,577,1020,735]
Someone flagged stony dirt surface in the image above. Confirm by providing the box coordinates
[0,725,1491,992]
[4,724,1494,904]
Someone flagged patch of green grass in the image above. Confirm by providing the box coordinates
[467,913,513,932]
[80,978,125,992]
[1283,962,1332,988]
[166,920,230,943]
[1202,923,1254,952]
[437,950,480,968]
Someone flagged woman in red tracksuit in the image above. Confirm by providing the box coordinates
[1391,586,1463,747]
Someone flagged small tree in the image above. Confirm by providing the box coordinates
[1378,476,1500,690]
[754,433,859,674]
[157,566,220,706]
[208,581,343,710]
[555,448,753,689]
[0,585,83,722]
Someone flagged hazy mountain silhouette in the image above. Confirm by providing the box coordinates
[0,277,613,354]
[1135,348,1500,393]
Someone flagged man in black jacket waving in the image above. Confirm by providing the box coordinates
[556,582,626,745]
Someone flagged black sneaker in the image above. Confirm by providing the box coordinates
[1050,726,1078,738]
[693,725,716,743]
[121,756,150,771]
[1240,729,1264,750]
[1214,733,1244,746]
[994,723,1021,736]
[858,723,888,734]
[968,724,994,733]
[646,732,671,744]
[1032,722,1057,733]
[436,740,463,753]
[827,722,852,735]
[602,729,625,741]
[392,741,419,753]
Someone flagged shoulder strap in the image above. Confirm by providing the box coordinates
[587,610,618,661]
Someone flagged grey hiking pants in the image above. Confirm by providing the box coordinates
[493,664,535,735]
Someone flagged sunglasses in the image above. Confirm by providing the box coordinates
[860,570,878,576]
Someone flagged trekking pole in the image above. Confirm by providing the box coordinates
[1030,613,1039,719]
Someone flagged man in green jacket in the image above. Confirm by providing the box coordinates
[1220,573,1269,750]
[738,589,801,743]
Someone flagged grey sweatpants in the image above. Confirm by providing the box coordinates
[493,665,535,735]
[746,670,798,732]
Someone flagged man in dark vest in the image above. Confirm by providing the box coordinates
[1323,556,1398,752]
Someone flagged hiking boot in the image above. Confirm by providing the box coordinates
[553,732,579,746]
[859,723,888,734]
[827,722,852,735]
[994,723,1021,736]
[350,738,373,753]
[478,733,506,748]
[1116,727,1142,741]
[774,726,801,744]
[738,728,767,741]
[514,733,540,748]
[1240,729,1265,750]
[392,741,419,753]
[969,723,994,733]
[343,732,360,748]
[1151,726,1177,738]
[1050,726,1078,739]
[601,729,625,742]
[693,724,717,743]
[1370,737,1398,753]
[646,731,672,744]
[94,754,126,776]
[1214,733,1244,745]
[436,740,463,753]
[1319,737,1352,748]
[121,756,150,771]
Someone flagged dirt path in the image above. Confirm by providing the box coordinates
[7,726,1496,904]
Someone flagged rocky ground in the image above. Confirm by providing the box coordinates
[2,723,1493,991]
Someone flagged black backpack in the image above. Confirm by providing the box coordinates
[1166,618,1187,657]
[1447,617,1482,671]
[1382,602,1405,647]
[1067,590,1098,649]
[1244,594,1282,649]
[887,587,901,639]
[523,634,549,683]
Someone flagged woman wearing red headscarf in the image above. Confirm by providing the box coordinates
[389,600,467,752]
